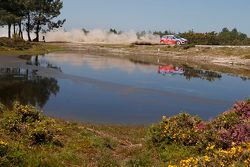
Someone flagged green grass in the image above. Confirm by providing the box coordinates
[0,37,66,56]
[0,103,160,166]
[0,43,65,56]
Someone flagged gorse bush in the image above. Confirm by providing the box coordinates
[150,113,202,146]
[1,102,61,146]
[1,102,41,133]
[150,100,250,166]
[0,140,8,157]
[13,102,41,123]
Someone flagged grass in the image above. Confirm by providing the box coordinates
[0,37,66,56]
[0,102,160,166]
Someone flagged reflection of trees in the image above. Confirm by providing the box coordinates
[129,59,151,65]
[27,56,62,71]
[183,65,222,82]
[0,67,60,108]
[240,76,250,81]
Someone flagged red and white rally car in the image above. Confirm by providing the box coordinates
[160,35,188,45]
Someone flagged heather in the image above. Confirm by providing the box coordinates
[150,100,250,166]
[0,100,249,166]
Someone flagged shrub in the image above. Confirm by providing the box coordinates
[29,119,61,145]
[209,101,250,148]
[150,113,202,146]
[1,102,62,146]
[150,100,250,165]
[0,142,25,167]
[168,142,250,167]
[1,102,41,133]
[0,37,32,50]
[30,127,54,145]
[13,102,41,123]
[0,140,8,157]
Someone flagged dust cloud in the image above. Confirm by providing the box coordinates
[44,29,160,44]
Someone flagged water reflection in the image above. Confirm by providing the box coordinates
[0,67,60,108]
[1,53,246,124]
[28,54,226,82]
[27,55,62,71]
[183,65,222,82]
[158,65,184,75]
[156,64,222,82]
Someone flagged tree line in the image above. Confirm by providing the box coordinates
[0,0,65,41]
[179,28,250,45]
[154,28,250,45]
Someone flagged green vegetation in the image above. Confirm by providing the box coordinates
[153,28,250,46]
[0,102,160,166]
[0,100,249,166]
[0,0,65,41]
[180,28,250,45]
[0,37,65,56]
[150,100,250,166]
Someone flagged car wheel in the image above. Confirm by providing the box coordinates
[176,41,181,45]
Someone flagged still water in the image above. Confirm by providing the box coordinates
[0,53,249,124]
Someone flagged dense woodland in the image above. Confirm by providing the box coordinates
[0,0,65,41]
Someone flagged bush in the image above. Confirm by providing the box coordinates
[1,102,62,146]
[0,140,25,167]
[209,101,250,148]
[150,100,250,166]
[0,140,8,157]
[0,37,32,50]
[29,119,61,145]
[13,102,41,123]
[150,113,202,146]
[1,102,41,133]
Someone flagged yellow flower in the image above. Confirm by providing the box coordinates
[0,140,7,146]
[206,144,215,150]
[244,158,250,166]
[204,155,210,162]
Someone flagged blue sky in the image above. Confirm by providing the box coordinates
[61,0,250,35]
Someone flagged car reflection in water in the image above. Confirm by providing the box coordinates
[158,64,222,82]
[158,65,184,75]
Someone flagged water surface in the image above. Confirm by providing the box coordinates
[0,53,249,124]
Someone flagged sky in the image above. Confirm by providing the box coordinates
[60,0,250,35]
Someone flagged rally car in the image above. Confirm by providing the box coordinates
[160,35,188,45]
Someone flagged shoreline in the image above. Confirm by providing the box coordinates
[59,43,250,78]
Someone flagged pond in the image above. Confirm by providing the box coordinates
[0,52,249,124]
